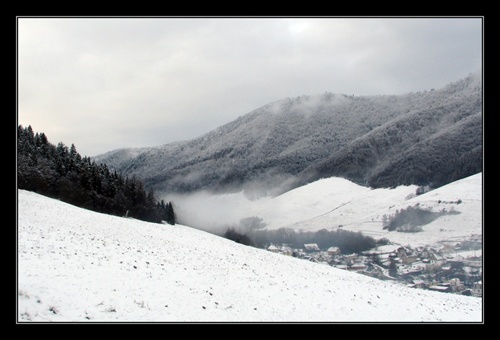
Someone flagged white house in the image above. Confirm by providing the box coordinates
[327,246,341,256]
[304,243,320,252]
[267,245,279,253]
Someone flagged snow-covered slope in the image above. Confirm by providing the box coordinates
[260,173,482,247]
[254,177,419,232]
[18,189,482,322]
[169,173,482,249]
[375,172,482,246]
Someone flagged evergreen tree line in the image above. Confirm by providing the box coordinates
[224,227,377,254]
[17,125,175,225]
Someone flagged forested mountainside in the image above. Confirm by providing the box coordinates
[94,71,482,196]
[292,76,483,189]
[17,125,175,224]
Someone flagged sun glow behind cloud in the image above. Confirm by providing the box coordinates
[17,17,482,157]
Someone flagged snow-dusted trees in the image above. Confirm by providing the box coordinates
[382,205,460,232]
[157,200,175,225]
[17,125,175,225]
[95,73,482,195]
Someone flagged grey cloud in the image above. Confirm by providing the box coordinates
[17,17,482,156]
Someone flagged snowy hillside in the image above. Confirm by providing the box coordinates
[94,72,482,196]
[263,172,482,247]
[168,173,482,249]
[17,189,482,322]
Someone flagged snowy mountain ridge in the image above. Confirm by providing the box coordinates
[18,187,482,322]
[94,72,482,196]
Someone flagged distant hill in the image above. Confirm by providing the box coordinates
[293,73,482,190]
[94,71,482,196]
[255,173,482,247]
[166,172,482,249]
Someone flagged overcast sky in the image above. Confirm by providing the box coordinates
[17,17,482,157]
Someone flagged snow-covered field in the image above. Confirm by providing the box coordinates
[18,183,482,322]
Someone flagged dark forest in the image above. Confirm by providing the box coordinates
[17,125,175,225]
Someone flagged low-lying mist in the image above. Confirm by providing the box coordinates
[159,185,380,255]
[159,173,301,235]
[160,189,272,236]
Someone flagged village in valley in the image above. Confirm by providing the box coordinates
[266,235,483,297]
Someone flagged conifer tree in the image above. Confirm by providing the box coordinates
[17,125,174,225]
[166,202,175,225]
